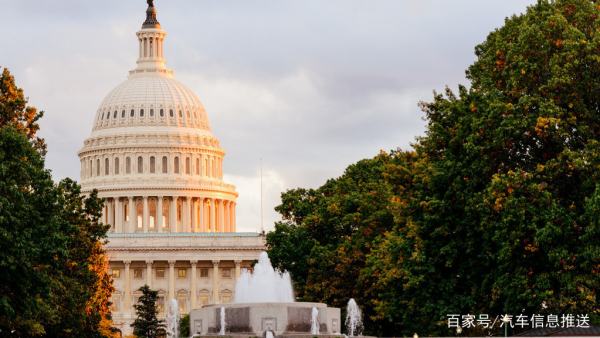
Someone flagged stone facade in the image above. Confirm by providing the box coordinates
[78,3,265,335]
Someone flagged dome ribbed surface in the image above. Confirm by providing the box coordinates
[92,74,210,131]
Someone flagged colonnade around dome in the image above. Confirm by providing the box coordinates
[102,195,236,233]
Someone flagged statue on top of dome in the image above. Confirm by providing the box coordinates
[147,0,154,7]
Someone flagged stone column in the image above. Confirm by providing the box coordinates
[170,197,177,233]
[115,198,123,233]
[190,260,198,309]
[235,260,241,279]
[210,199,216,233]
[198,198,205,232]
[219,200,225,232]
[184,197,191,232]
[191,198,197,232]
[157,196,163,232]
[168,260,176,301]
[232,203,236,232]
[212,260,220,304]
[107,199,114,231]
[230,202,236,233]
[143,196,149,233]
[124,260,132,313]
[128,197,136,233]
[223,201,229,232]
[144,260,152,288]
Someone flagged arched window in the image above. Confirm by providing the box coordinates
[121,110,125,118]
[140,109,144,117]
[126,157,131,174]
[150,109,154,117]
[130,109,135,117]
[105,158,109,175]
[101,112,104,120]
[113,111,117,118]
[204,158,208,176]
[96,159,100,176]
[115,157,120,175]
[169,109,174,117]
[185,157,190,174]
[150,156,156,173]
[195,158,200,175]
[174,157,180,174]
[137,156,143,173]
[106,111,110,119]
[160,109,164,117]
[162,156,168,173]
[199,290,210,306]
[178,110,183,118]
[89,159,93,177]
[177,290,188,314]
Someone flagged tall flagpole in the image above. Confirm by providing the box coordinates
[260,158,264,234]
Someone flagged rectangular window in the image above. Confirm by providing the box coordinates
[221,268,232,278]
[178,268,187,278]
[156,268,165,278]
[199,268,209,278]
[112,269,120,278]
[134,268,143,279]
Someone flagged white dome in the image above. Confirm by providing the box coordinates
[92,73,211,132]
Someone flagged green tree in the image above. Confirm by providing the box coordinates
[131,285,165,338]
[0,67,115,337]
[267,151,416,334]
[179,314,190,338]
[367,0,600,335]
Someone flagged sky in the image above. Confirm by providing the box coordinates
[1,0,536,232]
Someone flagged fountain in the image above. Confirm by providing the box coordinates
[311,307,320,334]
[166,299,180,338]
[189,252,341,337]
[345,299,363,337]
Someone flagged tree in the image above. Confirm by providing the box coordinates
[267,151,416,335]
[179,314,190,338]
[0,67,115,337]
[367,0,600,335]
[0,67,45,153]
[131,285,165,338]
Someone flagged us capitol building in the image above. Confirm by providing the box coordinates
[77,2,264,334]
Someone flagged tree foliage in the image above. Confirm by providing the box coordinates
[0,67,115,337]
[267,0,600,336]
[131,285,165,338]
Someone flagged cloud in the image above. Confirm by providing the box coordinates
[1,0,537,231]
[225,170,286,233]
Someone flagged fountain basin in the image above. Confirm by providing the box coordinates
[189,302,341,337]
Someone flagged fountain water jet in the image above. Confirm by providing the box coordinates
[234,252,294,303]
[219,306,226,335]
[166,299,180,338]
[311,306,320,334]
[345,298,363,337]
